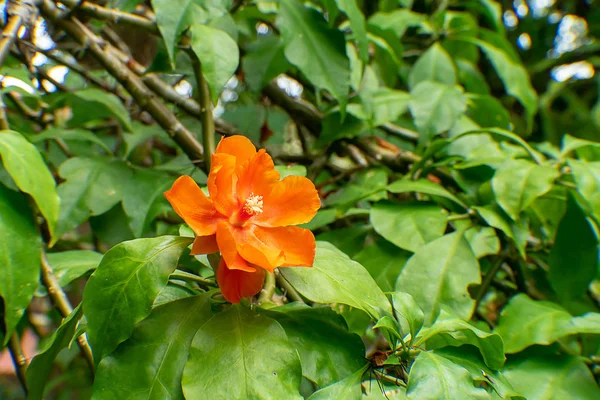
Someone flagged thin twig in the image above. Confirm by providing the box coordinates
[0,90,9,130]
[189,52,215,169]
[474,258,505,310]
[53,0,159,34]
[0,7,24,67]
[170,270,217,287]
[8,333,28,396]
[40,0,207,171]
[40,248,95,373]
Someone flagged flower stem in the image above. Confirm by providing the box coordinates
[258,271,276,304]
[275,270,304,303]
[170,270,217,287]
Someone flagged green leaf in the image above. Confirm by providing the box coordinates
[278,0,350,109]
[326,168,388,206]
[335,0,369,62]
[416,313,505,370]
[367,9,426,37]
[391,292,424,341]
[407,352,489,400]
[473,205,527,257]
[182,305,303,399]
[387,179,468,209]
[83,235,193,363]
[281,242,393,320]
[0,130,60,244]
[453,128,543,164]
[354,239,411,292]
[243,35,292,92]
[560,134,600,159]
[408,43,457,89]
[266,304,365,387]
[464,227,500,259]
[68,89,133,132]
[55,158,132,238]
[26,305,83,400]
[308,364,370,400]
[369,88,411,126]
[30,128,113,153]
[493,294,573,353]
[465,94,511,130]
[461,31,537,129]
[409,81,467,142]
[122,168,172,237]
[491,159,559,220]
[504,355,600,400]
[371,201,448,252]
[92,294,212,400]
[548,195,598,299]
[0,185,41,345]
[190,24,240,104]
[47,250,103,287]
[396,232,480,325]
[434,347,524,400]
[568,159,600,222]
[151,0,227,66]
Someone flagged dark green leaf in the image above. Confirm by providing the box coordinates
[335,0,369,62]
[391,292,424,341]
[354,239,411,292]
[67,89,133,132]
[56,158,132,238]
[83,235,193,363]
[278,0,350,109]
[396,232,480,325]
[26,306,83,400]
[548,195,598,299]
[0,185,41,345]
[266,304,365,387]
[387,179,467,209]
[30,128,112,153]
[243,35,291,92]
[93,294,212,400]
[182,305,303,399]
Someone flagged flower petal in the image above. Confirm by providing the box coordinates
[215,222,255,272]
[164,176,221,236]
[237,228,284,272]
[236,149,280,203]
[208,153,239,216]
[216,258,265,303]
[215,135,256,165]
[190,235,219,255]
[255,176,321,227]
[253,226,316,267]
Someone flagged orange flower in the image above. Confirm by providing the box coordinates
[164,135,320,303]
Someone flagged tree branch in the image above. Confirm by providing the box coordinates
[53,0,158,34]
[40,248,95,373]
[190,52,215,169]
[0,4,25,68]
[41,0,207,171]
[8,332,28,396]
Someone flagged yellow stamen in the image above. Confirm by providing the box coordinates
[243,193,263,215]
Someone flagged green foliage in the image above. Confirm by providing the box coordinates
[2,0,600,398]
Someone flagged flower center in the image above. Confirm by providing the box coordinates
[243,193,263,216]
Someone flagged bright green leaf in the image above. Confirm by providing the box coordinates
[396,232,480,325]
[281,242,393,320]
[308,364,370,400]
[0,130,60,244]
[182,305,303,399]
[387,179,467,209]
[83,235,193,363]
[335,0,369,62]
[190,24,240,104]
[354,239,411,292]
[391,292,424,341]
[408,43,457,89]
[47,250,103,287]
[30,128,112,153]
[93,294,212,400]
[371,201,448,252]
